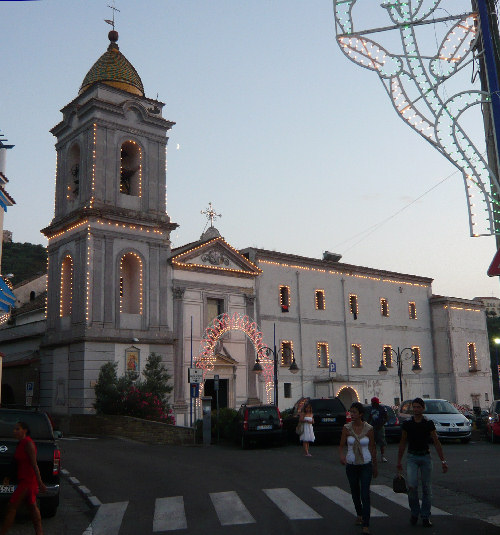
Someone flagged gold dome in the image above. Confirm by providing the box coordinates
[79,31,144,96]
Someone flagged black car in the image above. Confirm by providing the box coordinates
[234,404,284,448]
[0,409,61,517]
[283,397,350,443]
[363,404,401,443]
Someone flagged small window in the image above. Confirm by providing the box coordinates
[68,143,80,200]
[207,297,224,324]
[383,345,393,367]
[409,301,417,320]
[467,342,478,371]
[281,341,293,366]
[279,285,290,312]
[412,346,421,368]
[349,294,358,319]
[284,383,292,399]
[317,342,329,367]
[315,290,325,310]
[29,291,36,301]
[351,344,362,368]
[380,298,389,317]
[486,393,489,402]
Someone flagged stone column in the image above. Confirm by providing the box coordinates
[172,287,187,411]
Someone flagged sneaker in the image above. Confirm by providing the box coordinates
[422,519,433,528]
[382,457,388,463]
[410,516,418,525]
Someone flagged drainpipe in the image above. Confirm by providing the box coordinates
[295,271,304,398]
[446,303,458,403]
[341,278,350,382]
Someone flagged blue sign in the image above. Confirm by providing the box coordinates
[190,383,200,398]
[25,382,34,394]
[329,362,336,373]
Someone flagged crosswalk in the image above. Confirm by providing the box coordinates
[82,484,457,534]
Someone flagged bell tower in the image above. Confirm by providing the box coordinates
[41,30,177,413]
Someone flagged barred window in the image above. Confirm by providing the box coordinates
[315,290,326,310]
[380,298,389,317]
[317,342,329,367]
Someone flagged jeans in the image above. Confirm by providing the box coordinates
[346,462,372,527]
[406,453,433,519]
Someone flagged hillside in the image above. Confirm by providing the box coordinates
[2,241,47,286]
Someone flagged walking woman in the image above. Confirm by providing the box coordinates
[299,403,315,456]
[0,422,46,535]
[339,402,378,535]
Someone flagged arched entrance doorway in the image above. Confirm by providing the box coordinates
[337,386,359,409]
[195,312,275,404]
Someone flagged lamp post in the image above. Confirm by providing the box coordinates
[253,345,299,405]
[378,347,422,404]
[494,338,500,398]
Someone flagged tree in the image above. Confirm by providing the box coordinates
[93,362,121,414]
[142,352,173,403]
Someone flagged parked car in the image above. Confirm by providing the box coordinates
[283,397,350,443]
[0,408,61,517]
[485,400,500,443]
[233,404,284,449]
[363,404,401,443]
[398,399,472,443]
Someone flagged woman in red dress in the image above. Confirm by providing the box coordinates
[0,422,47,535]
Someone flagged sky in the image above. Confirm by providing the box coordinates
[1,0,499,300]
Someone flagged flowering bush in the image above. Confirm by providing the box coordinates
[121,385,175,424]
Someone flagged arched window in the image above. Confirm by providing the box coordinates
[68,143,80,200]
[120,141,142,197]
[60,255,74,317]
[29,291,36,301]
[120,252,143,314]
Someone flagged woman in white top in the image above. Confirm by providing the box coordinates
[299,403,315,456]
[339,401,378,535]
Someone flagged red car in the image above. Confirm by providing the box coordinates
[486,400,500,443]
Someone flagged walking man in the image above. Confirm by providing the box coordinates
[396,397,448,527]
[368,397,387,462]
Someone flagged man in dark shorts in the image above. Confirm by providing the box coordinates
[368,397,387,462]
[397,397,448,528]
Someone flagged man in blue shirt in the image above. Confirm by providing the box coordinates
[368,397,387,462]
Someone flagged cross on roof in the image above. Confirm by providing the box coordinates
[201,202,221,228]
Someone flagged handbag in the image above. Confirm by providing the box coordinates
[295,422,304,435]
[393,474,407,493]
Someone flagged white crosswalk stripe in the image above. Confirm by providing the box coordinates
[263,488,322,520]
[83,501,128,535]
[314,486,388,517]
[153,496,187,531]
[371,485,451,515]
[210,491,256,525]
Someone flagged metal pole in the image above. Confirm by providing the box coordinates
[273,323,278,406]
[477,0,500,176]
[190,316,193,428]
[496,344,500,398]
[397,348,404,404]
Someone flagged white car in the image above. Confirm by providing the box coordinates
[399,398,472,443]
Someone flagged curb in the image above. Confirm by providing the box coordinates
[61,468,101,508]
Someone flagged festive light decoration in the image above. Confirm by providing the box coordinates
[90,124,97,208]
[119,252,143,315]
[195,312,276,403]
[317,342,329,367]
[279,285,290,312]
[443,304,481,312]
[85,226,92,323]
[59,255,73,317]
[409,301,417,319]
[337,385,360,401]
[467,342,478,370]
[280,341,294,366]
[120,140,142,197]
[380,298,389,317]
[260,260,430,288]
[383,345,393,367]
[349,294,358,315]
[333,1,500,237]
[0,312,10,326]
[412,346,422,367]
[48,220,89,242]
[351,343,362,367]
[315,289,326,310]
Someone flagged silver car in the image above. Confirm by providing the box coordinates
[399,399,472,443]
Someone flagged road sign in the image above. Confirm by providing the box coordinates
[329,362,336,373]
[214,374,219,391]
[190,383,199,398]
[25,382,34,394]
[188,368,203,384]
[488,249,500,276]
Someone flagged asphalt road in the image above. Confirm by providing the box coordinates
[46,433,500,535]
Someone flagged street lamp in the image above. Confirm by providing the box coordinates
[253,345,299,405]
[378,346,422,404]
[494,338,500,398]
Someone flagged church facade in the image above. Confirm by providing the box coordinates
[0,29,494,421]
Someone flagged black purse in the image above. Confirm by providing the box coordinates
[393,475,408,493]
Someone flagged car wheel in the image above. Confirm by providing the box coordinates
[40,496,59,518]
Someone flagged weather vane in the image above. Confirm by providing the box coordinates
[201,202,221,228]
[333,0,500,238]
[104,0,120,30]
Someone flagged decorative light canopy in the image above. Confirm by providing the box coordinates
[333,0,500,237]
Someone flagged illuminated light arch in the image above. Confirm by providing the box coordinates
[337,385,360,408]
[333,0,500,237]
[196,312,275,403]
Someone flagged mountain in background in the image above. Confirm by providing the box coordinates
[2,242,47,286]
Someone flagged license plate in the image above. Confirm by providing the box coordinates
[322,417,336,422]
[257,425,272,430]
[0,485,15,493]
[449,427,460,432]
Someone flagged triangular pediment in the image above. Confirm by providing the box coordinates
[171,237,261,277]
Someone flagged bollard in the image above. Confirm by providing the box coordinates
[201,396,212,446]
